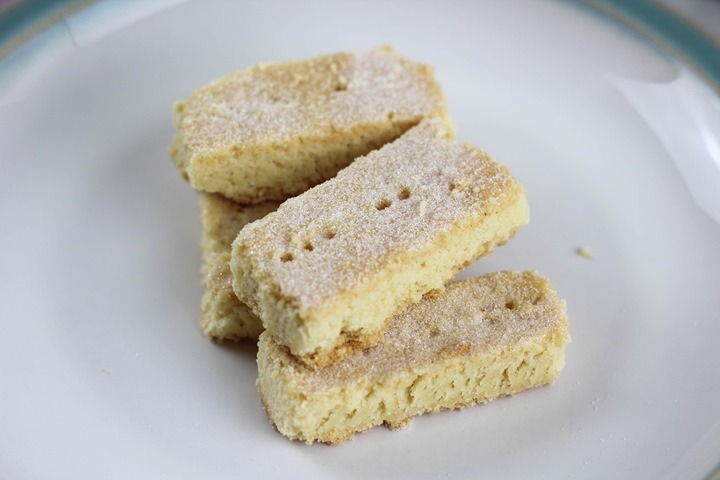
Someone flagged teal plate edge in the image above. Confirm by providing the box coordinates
[0,0,87,58]
[576,0,720,93]
[1,0,719,93]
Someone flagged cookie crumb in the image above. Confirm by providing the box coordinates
[577,247,593,260]
[102,369,111,375]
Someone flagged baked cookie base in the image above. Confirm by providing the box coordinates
[171,46,450,204]
[232,119,529,368]
[256,271,569,444]
[200,194,279,340]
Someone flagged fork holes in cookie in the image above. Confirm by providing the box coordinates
[323,229,336,240]
[376,199,392,211]
[505,300,516,310]
[303,242,314,251]
[280,253,294,262]
[398,188,411,200]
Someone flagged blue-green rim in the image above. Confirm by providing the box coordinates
[1,0,719,92]
[578,0,720,93]
[0,0,88,58]
[0,0,719,478]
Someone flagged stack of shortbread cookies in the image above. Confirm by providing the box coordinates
[170,46,569,445]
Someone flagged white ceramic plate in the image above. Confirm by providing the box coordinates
[1,1,719,478]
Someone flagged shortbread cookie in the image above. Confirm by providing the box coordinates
[257,271,570,444]
[200,194,279,341]
[232,119,530,367]
[171,46,449,203]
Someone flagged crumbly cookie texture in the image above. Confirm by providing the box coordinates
[257,271,570,445]
[171,46,450,203]
[232,119,530,368]
[200,194,279,341]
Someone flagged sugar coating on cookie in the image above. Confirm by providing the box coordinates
[171,46,449,203]
[200,194,279,341]
[257,271,570,444]
[232,119,530,367]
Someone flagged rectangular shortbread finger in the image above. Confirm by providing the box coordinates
[257,271,570,445]
[200,194,279,340]
[171,46,450,204]
[232,119,530,367]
